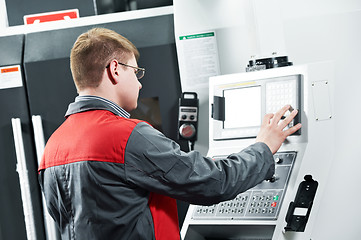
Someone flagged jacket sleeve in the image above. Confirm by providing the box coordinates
[124,122,275,205]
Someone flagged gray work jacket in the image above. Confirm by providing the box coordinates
[38,96,275,239]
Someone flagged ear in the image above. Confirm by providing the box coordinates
[106,59,120,85]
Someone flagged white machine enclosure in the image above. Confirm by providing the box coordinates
[181,62,335,240]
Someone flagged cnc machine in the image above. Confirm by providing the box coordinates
[181,62,335,240]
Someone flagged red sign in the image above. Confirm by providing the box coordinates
[1,66,19,73]
[24,9,79,25]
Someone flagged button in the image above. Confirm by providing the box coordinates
[275,157,283,164]
[269,175,279,183]
[189,115,195,120]
[179,124,196,139]
[271,202,277,207]
[181,114,187,120]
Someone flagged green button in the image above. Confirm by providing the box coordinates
[273,195,279,201]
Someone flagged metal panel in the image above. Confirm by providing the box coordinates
[5,0,96,26]
[23,14,181,142]
[0,88,29,240]
[0,34,46,240]
[0,35,24,66]
[24,14,176,61]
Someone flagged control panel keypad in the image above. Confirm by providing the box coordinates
[192,151,296,220]
[215,193,250,217]
[266,79,298,115]
[245,190,283,217]
[194,204,217,217]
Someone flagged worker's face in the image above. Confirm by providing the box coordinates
[117,56,142,112]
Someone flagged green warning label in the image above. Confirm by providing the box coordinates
[179,32,215,40]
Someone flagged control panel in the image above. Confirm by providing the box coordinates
[178,92,199,142]
[192,151,296,220]
[179,106,198,139]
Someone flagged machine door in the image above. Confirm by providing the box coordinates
[0,35,45,240]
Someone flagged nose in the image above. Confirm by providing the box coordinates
[138,81,142,90]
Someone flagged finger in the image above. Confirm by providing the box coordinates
[279,109,298,129]
[272,105,291,125]
[283,123,302,136]
[262,113,274,125]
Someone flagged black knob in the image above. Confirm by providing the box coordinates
[270,175,276,182]
[275,157,283,164]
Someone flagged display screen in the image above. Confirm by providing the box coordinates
[223,86,261,129]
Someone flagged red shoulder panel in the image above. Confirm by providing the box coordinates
[39,110,142,170]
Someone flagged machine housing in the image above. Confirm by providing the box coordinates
[181,63,335,240]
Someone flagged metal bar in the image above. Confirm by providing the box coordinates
[32,115,59,240]
[11,118,36,240]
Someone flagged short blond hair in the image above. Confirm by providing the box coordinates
[70,28,139,91]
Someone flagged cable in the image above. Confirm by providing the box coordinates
[189,141,195,151]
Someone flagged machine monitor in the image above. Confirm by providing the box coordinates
[223,85,262,129]
[212,75,301,140]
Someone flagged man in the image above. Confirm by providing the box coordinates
[38,28,301,240]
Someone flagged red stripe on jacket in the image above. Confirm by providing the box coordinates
[149,193,180,240]
[39,110,138,170]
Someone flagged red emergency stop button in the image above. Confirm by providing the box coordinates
[179,123,196,139]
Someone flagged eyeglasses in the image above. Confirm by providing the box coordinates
[106,61,145,80]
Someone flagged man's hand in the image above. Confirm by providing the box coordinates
[256,105,302,154]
